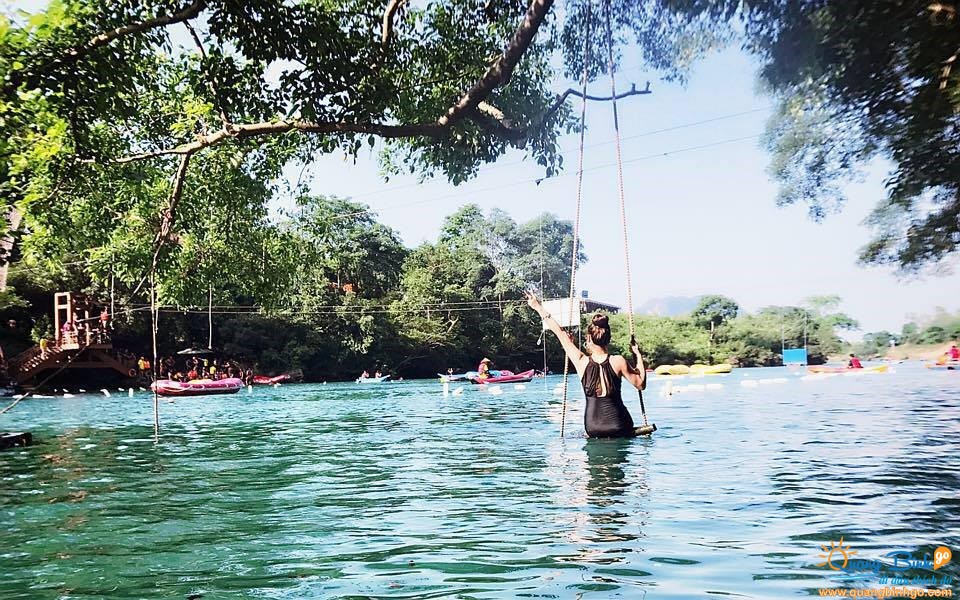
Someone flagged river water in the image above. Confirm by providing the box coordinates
[1,365,958,599]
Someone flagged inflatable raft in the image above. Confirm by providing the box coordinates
[152,377,244,397]
[469,369,536,384]
[356,375,391,384]
[690,363,733,375]
[653,364,691,376]
[807,365,889,374]
[253,374,291,385]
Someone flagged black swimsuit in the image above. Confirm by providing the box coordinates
[581,357,636,438]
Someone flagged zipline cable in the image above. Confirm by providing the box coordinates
[560,0,591,438]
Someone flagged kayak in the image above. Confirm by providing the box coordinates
[152,377,244,397]
[253,374,291,385]
[807,365,889,374]
[654,364,691,376]
[926,362,959,370]
[690,363,733,375]
[356,375,390,383]
[469,369,536,385]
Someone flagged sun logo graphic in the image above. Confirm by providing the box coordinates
[817,537,858,570]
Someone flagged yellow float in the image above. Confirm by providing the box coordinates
[690,363,733,375]
[653,364,690,376]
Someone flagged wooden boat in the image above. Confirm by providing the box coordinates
[807,365,889,374]
[253,374,291,385]
[469,369,536,384]
[356,375,391,384]
[152,377,244,396]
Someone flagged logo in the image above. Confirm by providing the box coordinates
[934,546,952,571]
[815,539,953,586]
[817,537,858,570]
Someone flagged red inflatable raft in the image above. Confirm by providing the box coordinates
[252,374,291,385]
[151,377,245,397]
[469,369,536,385]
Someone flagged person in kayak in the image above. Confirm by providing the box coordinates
[847,353,863,369]
[477,358,492,380]
[525,291,646,438]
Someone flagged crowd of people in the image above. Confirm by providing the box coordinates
[58,308,112,347]
[154,356,254,384]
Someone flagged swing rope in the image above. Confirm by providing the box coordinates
[603,0,652,431]
[559,0,592,439]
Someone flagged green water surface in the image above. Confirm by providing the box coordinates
[1,365,958,598]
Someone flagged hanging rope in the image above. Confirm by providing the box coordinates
[603,0,652,432]
[560,0,592,438]
[539,215,547,389]
[150,268,160,437]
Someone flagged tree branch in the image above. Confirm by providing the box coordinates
[22,0,206,88]
[184,20,231,128]
[473,82,653,144]
[381,0,406,48]
[436,0,556,128]
[131,152,192,297]
[115,120,450,163]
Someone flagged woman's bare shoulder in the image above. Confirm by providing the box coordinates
[609,354,629,370]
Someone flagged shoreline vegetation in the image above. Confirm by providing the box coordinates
[2,201,954,385]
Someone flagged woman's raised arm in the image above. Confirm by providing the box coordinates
[525,291,585,372]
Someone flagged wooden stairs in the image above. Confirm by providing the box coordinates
[8,342,140,389]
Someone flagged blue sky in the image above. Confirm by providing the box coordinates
[288,46,960,335]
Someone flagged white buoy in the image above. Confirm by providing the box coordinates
[514,384,526,391]
[101,389,111,397]
[740,380,759,388]
[128,388,134,397]
[78,389,86,393]
[139,387,146,391]
[552,386,564,395]
[63,393,75,398]
[274,383,281,388]
[489,386,503,395]
[705,383,723,390]
[247,385,253,393]
[452,387,463,396]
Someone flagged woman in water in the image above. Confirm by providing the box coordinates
[526,291,647,438]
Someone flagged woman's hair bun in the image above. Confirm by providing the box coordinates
[591,313,609,328]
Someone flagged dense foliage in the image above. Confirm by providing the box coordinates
[853,309,960,357]
[1,199,872,380]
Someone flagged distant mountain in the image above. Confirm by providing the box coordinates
[637,295,702,317]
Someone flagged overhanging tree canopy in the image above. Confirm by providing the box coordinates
[3,0,958,303]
